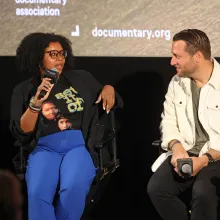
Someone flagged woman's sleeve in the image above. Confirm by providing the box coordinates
[80,70,103,96]
[114,91,123,109]
[9,84,35,145]
[81,70,123,109]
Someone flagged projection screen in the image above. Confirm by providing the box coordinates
[1,0,220,57]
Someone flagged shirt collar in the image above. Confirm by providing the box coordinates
[207,58,220,90]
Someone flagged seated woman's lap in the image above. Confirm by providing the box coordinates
[25,144,96,205]
[26,147,62,203]
[55,146,96,219]
[59,146,96,194]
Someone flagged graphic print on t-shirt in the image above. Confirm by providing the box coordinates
[39,75,84,137]
[55,86,84,113]
[41,101,60,121]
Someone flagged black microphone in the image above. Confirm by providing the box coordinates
[38,68,58,99]
[177,158,193,179]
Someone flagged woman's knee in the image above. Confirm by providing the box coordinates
[26,174,58,203]
[60,162,96,197]
[60,177,92,198]
[28,182,44,199]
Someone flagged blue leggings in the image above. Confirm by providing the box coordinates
[25,130,96,220]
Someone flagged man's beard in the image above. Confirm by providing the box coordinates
[177,66,196,78]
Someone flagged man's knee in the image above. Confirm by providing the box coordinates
[192,180,217,203]
[147,176,161,198]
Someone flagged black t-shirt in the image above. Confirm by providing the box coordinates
[39,74,84,137]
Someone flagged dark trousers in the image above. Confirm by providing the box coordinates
[147,156,220,220]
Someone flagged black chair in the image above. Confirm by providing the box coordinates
[151,139,220,217]
[12,109,120,219]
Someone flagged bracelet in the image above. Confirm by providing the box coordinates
[29,96,42,111]
[29,103,41,111]
[169,140,181,151]
[28,106,40,113]
[30,96,42,107]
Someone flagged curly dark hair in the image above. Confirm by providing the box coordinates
[16,32,75,76]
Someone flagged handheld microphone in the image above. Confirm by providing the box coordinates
[177,158,193,179]
[38,68,58,99]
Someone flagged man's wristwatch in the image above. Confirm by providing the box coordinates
[203,152,215,164]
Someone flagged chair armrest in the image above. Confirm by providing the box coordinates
[95,159,120,181]
[152,140,161,147]
[152,139,167,155]
[94,129,116,149]
[92,110,120,182]
[14,140,22,148]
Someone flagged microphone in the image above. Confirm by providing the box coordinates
[38,68,58,99]
[177,158,193,179]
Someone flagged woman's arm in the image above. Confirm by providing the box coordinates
[9,84,35,143]
[20,107,40,132]
[10,78,54,142]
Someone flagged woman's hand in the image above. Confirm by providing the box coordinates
[95,85,115,113]
[33,78,54,106]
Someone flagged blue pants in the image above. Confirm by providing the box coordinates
[26,130,96,220]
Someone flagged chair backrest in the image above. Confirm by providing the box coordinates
[12,141,26,180]
[83,109,121,214]
[94,110,120,180]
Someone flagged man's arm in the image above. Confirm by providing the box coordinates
[160,76,186,151]
[189,149,220,176]
[199,149,220,166]
[196,136,220,169]
[207,149,220,160]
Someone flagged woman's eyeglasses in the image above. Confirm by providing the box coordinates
[44,50,67,59]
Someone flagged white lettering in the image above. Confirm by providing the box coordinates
[146,30,152,39]
[16,6,60,16]
[90,27,171,40]
[103,30,108,37]
[15,0,65,3]
[164,30,171,40]
[92,27,98,37]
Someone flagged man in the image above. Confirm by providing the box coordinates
[147,29,220,220]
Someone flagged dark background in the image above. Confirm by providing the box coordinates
[2,56,219,219]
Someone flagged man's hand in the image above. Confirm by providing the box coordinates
[173,154,208,176]
[190,156,208,176]
[170,142,189,171]
[95,85,115,113]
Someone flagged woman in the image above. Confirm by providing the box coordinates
[9,32,122,220]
